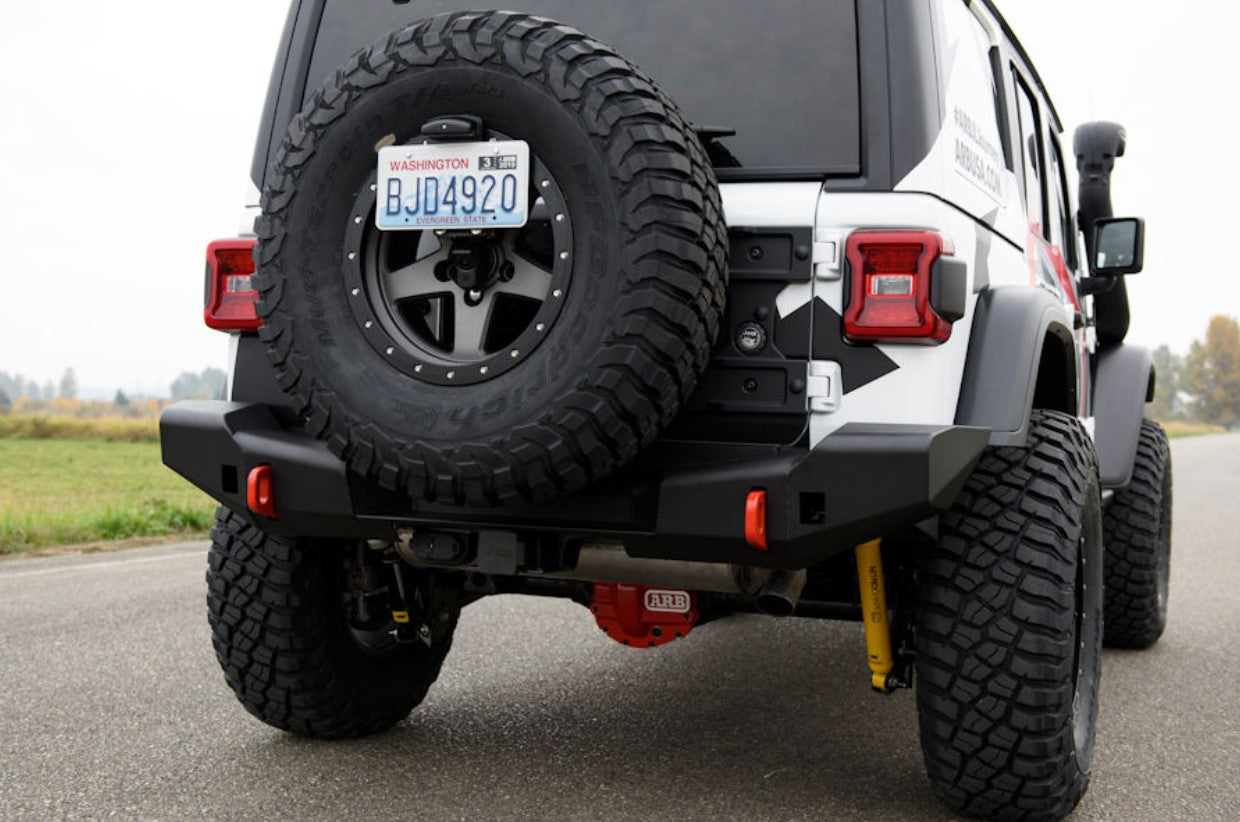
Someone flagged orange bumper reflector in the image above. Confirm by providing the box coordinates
[247,464,277,519]
[744,489,768,550]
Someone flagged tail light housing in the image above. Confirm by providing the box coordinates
[843,230,962,343]
[204,238,261,331]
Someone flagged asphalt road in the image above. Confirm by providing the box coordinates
[2,434,1238,821]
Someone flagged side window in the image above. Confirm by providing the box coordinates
[1047,132,1076,268]
[1012,72,1046,235]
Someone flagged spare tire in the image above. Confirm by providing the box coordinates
[255,11,727,506]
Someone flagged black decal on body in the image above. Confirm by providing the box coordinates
[777,298,898,393]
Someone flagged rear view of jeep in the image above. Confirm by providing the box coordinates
[163,2,1171,819]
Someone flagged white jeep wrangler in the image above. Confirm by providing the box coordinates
[163,2,1169,818]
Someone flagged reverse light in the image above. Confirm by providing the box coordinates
[205,238,261,331]
[843,231,962,343]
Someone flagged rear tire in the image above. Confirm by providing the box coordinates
[206,507,459,738]
[1101,418,1172,648]
[915,410,1103,821]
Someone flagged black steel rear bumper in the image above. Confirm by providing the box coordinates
[161,401,988,569]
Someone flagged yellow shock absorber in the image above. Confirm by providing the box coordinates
[854,538,894,692]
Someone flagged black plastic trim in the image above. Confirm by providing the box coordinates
[250,0,326,190]
[230,334,290,409]
[727,226,813,282]
[931,257,968,322]
[1093,343,1152,489]
[955,288,1075,445]
[886,0,941,186]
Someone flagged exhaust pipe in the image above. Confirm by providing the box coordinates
[534,544,809,615]
[535,543,759,594]
[754,569,807,617]
[402,538,809,614]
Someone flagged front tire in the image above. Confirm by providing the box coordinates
[915,410,1103,821]
[206,508,459,738]
[1101,418,1172,648]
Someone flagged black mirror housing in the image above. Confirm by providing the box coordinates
[1090,217,1144,276]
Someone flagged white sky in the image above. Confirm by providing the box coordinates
[1,0,1238,396]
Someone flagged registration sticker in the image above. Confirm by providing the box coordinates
[376,140,530,231]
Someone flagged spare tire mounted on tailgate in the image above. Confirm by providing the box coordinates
[255,11,727,506]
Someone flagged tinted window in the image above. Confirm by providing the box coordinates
[1047,132,1075,267]
[305,0,860,176]
[1012,72,1045,235]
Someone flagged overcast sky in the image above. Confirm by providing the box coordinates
[1,1,1238,397]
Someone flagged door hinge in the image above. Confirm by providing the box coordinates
[807,360,842,412]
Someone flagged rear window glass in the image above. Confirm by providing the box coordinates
[304,0,861,176]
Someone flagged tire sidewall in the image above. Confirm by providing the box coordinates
[273,63,627,443]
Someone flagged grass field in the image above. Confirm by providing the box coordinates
[0,438,214,555]
[1160,420,1229,439]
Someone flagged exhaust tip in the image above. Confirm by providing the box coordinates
[755,592,797,617]
[754,569,807,618]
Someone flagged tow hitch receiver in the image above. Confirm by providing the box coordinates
[591,583,699,648]
[855,539,899,693]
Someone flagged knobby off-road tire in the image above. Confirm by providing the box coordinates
[206,508,459,738]
[915,410,1104,821]
[254,11,727,506]
[1101,418,1172,649]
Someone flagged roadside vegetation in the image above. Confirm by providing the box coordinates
[0,438,214,555]
[1148,315,1240,429]
[0,413,158,442]
[0,375,223,556]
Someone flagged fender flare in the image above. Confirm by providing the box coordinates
[955,288,1077,446]
[1093,343,1153,489]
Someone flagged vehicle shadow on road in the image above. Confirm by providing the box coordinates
[247,600,953,820]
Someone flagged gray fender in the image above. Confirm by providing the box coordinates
[1093,343,1153,489]
[955,288,1077,446]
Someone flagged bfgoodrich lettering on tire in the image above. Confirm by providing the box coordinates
[254,11,727,506]
[915,410,1103,821]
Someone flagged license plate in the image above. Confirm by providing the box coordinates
[376,140,530,231]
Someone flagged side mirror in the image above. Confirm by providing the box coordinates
[1091,217,1144,275]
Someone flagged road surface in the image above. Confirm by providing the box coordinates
[1,434,1238,820]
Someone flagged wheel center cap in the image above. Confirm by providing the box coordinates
[446,237,498,291]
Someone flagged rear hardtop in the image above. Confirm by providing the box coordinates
[250,0,942,190]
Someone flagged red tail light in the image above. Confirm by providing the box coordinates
[843,231,954,343]
[204,239,261,331]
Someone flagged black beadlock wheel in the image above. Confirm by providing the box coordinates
[205,508,459,738]
[915,410,1104,821]
[254,10,727,507]
[1101,418,1172,649]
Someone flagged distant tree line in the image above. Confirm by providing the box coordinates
[0,366,227,414]
[1149,315,1240,427]
[169,368,227,400]
[0,368,76,411]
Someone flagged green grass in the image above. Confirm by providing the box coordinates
[1159,420,1229,439]
[0,439,214,555]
